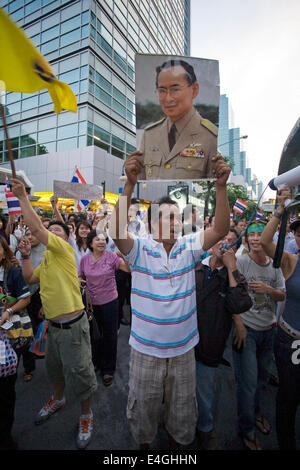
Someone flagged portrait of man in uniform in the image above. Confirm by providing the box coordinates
[135,54,220,181]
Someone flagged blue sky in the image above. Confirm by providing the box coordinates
[190,0,300,200]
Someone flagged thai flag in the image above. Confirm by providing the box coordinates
[230,212,233,220]
[5,175,22,215]
[71,167,89,212]
[233,198,248,215]
[256,209,264,219]
[290,217,297,223]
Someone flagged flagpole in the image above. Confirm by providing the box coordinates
[0,103,17,179]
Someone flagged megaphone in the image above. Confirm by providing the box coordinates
[268,165,300,206]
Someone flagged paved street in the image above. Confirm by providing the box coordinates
[12,307,300,453]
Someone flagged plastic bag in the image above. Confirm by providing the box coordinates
[29,319,48,358]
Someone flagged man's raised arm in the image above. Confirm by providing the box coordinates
[110,152,144,255]
[11,178,49,246]
[202,156,231,251]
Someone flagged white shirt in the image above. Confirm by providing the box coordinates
[124,232,204,358]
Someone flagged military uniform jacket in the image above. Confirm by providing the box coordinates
[138,107,218,181]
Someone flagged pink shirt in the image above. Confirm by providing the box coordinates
[78,251,122,305]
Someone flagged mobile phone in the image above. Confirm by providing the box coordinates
[0,321,14,330]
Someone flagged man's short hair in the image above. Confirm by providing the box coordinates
[155,59,197,88]
[48,220,70,238]
[147,196,178,228]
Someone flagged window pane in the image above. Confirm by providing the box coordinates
[22,96,38,111]
[39,92,52,106]
[112,135,125,150]
[81,24,89,39]
[38,141,56,154]
[80,79,87,93]
[60,29,80,47]
[57,123,77,139]
[78,121,86,135]
[25,0,41,16]
[80,65,88,79]
[96,72,111,93]
[95,86,111,106]
[57,137,77,151]
[41,37,59,54]
[113,87,126,105]
[94,125,110,143]
[20,134,37,146]
[7,102,21,114]
[61,15,81,34]
[39,115,56,130]
[112,99,126,117]
[38,128,56,143]
[59,69,79,84]
[41,25,59,43]
[94,139,109,151]
[111,147,124,159]
[20,146,36,158]
[81,10,89,24]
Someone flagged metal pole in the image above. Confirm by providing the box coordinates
[0,103,17,179]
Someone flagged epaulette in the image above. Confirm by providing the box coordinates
[200,118,218,136]
[145,117,166,130]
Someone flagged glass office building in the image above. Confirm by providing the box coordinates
[0,0,191,165]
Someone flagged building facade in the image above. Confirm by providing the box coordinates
[0,0,190,196]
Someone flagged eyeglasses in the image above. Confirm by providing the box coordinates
[156,85,191,98]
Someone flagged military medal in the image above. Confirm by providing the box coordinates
[148,168,152,177]
[149,146,160,152]
[180,143,205,158]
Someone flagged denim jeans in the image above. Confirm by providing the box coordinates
[93,298,119,376]
[232,325,274,437]
[274,325,300,450]
[195,360,217,432]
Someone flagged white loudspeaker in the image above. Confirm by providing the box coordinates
[268,165,300,206]
[269,165,300,190]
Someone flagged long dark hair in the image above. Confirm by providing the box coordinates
[0,236,14,271]
[75,220,92,250]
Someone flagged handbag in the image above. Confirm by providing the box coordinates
[0,329,18,378]
[3,270,33,352]
[29,319,48,358]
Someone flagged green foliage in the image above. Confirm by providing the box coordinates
[195,181,265,221]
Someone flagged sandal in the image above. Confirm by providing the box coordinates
[240,433,262,451]
[102,375,113,387]
[255,416,271,435]
[24,373,33,382]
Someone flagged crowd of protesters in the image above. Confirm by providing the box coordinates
[0,159,299,452]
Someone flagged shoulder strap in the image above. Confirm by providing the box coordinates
[200,118,218,136]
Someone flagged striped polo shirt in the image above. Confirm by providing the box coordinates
[124,233,204,358]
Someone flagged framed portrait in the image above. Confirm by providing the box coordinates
[135,53,220,182]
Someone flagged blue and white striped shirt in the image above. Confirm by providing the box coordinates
[124,233,204,358]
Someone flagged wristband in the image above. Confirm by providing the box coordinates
[21,254,30,260]
[6,308,13,316]
[273,210,283,219]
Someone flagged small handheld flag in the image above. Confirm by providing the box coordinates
[71,167,89,212]
[233,198,248,215]
[256,209,264,219]
[5,175,22,215]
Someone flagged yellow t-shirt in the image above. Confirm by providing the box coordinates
[34,231,84,319]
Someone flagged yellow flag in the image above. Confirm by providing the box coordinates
[0,8,77,113]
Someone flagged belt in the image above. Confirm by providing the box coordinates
[279,321,300,340]
[49,312,84,329]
